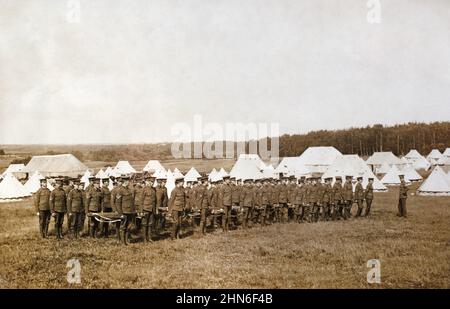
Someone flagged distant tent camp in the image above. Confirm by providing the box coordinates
[322,155,387,192]
[366,152,403,172]
[381,165,410,185]
[1,164,26,179]
[184,167,201,182]
[376,162,391,174]
[24,171,45,193]
[417,166,450,196]
[114,161,136,175]
[404,149,431,170]
[402,166,423,182]
[229,154,264,181]
[143,160,165,173]
[274,157,299,177]
[0,173,31,201]
[296,147,342,175]
[426,149,443,165]
[21,154,87,178]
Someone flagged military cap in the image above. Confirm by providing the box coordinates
[335,176,342,180]
[145,175,156,181]
[399,174,405,178]
[93,178,100,183]
[39,178,47,183]
[357,176,363,180]
[55,178,63,184]
[121,175,131,180]
[88,176,96,180]
[368,177,374,180]
[223,174,231,179]
[345,175,353,179]
[324,177,332,181]
[175,177,184,184]
[230,176,236,180]
[73,179,81,185]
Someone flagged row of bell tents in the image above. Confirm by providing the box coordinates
[1,147,450,200]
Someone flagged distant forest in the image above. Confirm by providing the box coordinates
[1,122,449,163]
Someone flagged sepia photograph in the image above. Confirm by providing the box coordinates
[0,0,449,298]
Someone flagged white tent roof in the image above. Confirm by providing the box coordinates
[1,164,25,178]
[21,154,87,178]
[417,166,450,196]
[184,167,202,182]
[366,152,403,166]
[95,169,107,179]
[274,157,299,176]
[114,161,136,174]
[296,147,342,174]
[261,165,276,179]
[235,154,266,170]
[0,173,31,200]
[405,149,422,159]
[381,165,410,185]
[218,168,228,178]
[426,149,444,164]
[376,162,391,174]
[436,156,450,166]
[80,170,91,183]
[142,160,165,173]
[322,155,387,191]
[173,168,184,178]
[24,171,45,193]
[443,148,450,157]
[208,168,219,181]
[404,150,431,170]
[152,169,167,180]
[402,166,423,181]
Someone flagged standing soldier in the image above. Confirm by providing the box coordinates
[269,179,279,224]
[278,177,289,223]
[85,178,102,238]
[184,181,193,212]
[332,176,344,220]
[35,178,51,238]
[196,176,210,235]
[100,176,112,237]
[79,178,92,236]
[291,178,302,222]
[155,175,169,235]
[169,177,186,240]
[315,178,325,222]
[67,180,84,238]
[208,178,220,230]
[308,178,319,223]
[364,178,374,216]
[230,177,241,227]
[140,175,156,242]
[343,176,354,219]
[50,179,67,239]
[398,174,409,218]
[287,176,297,222]
[301,177,312,223]
[253,179,263,225]
[240,179,254,228]
[259,178,271,226]
[133,178,144,230]
[220,175,233,232]
[322,178,333,221]
[354,177,365,217]
[116,176,136,244]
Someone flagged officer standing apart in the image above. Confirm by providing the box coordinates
[169,177,186,240]
[35,178,51,238]
[398,174,409,218]
[354,177,364,217]
[364,178,374,216]
[140,175,156,242]
[50,179,67,239]
[116,175,136,244]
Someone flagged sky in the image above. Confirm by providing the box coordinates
[0,0,449,144]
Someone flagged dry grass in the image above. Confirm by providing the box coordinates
[0,182,449,288]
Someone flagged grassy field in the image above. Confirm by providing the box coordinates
[0,182,449,289]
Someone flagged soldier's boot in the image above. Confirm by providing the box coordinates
[356,206,362,217]
[145,226,152,242]
[365,206,371,217]
[55,226,61,239]
[39,224,45,238]
[121,229,128,245]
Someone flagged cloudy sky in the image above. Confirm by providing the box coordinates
[1,0,449,144]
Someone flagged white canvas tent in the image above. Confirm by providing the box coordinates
[0,173,31,200]
[229,154,265,181]
[208,168,219,181]
[376,162,391,174]
[426,149,444,165]
[381,165,410,185]
[21,154,87,178]
[404,149,431,170]
[366,152,403,171]
[218,168,228,178]
[95,169,107,179]
[436,156,450,166]
[104,166,113,176]
[24,171,45,193]
[261,164,276,179]
[322,155,387,192]
[274,157,299,176]
[1,164,25,179]
[166,171,176,198]
[184,167,201,182]
[417,166,450,196]
[296,147,342,174]
[443,148,450,157]
[114,161,136,174]
[402,166,423,182]
[173,168,184,178]
[142,160,165,173]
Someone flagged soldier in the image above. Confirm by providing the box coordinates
[308,178,319,223]
[322,178,333,221]
[110,176,122,212]
[67,180,84,238]
[276,177,288,223]
[140,176,156,242]
[133,178,144,230]
[155,175,169,235]
[252,179,263,225]
[196,176,210,235]
[343,176,354,219]
[259,178,272,226]
[220,175,233,232]
[100,176,112,237]
[398,174,409,218]
[291,178,302,222]
[208,178,220,230]
[269,179,279,224]
[116,176,136,244]
[354,177,365,217]
[240,179,254,228]
[287,176,297,221]
[332,176,344,220]
[85,178,102,238]
[364,177,374,216]
[79,178,91,236]
[230,177,241,227]
[169,177,186,240]
[315,178,325,222]
[35,178,51,238]
[301,177,312,223]
[50,179,67,239]
[185,181,193,212]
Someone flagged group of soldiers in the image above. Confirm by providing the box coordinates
[34,170,379,244]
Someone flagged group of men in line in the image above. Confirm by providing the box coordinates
[34,170,391,244]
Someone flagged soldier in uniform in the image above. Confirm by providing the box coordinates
[259,178,271,226]
[301,177,312,223]
[398,174,409,218]
[50,179,67,239]
[85,178,102,238]
[278,177,289,223]
[67,180,84,238]
[35,178,51,238]
[364,177,374,216]
[332,176,344,220]
[133,178,144,230]
[155,175,169,235]
[169,177,186,240]
[220,175,233,232]
[116,176,136,244]
[354,177,365,217]
[196,176,210,235]
[240,179,254,228]
[343,176,354,219]
[230,177,241,227]
[308,178,319,223]
[315,178,325,222]
[208,177,220,230]
[291,178,302,222]
[100,176,112,237]
[287,176,297,222]
[79,178,91,236]
[269,179,279,224]
[252,179,263,225]
[140,176,156,242]
[322,178,333,221]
